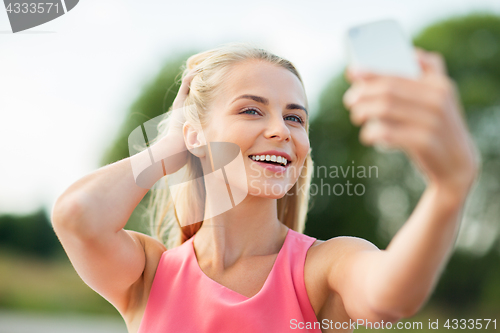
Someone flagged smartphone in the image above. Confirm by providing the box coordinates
[345,19,421,79]
[344,19,422,153]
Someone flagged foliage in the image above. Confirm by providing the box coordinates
[0,209,62,260]
[410,13,500,307]
[0,211,118,315]
[0,251,118,315]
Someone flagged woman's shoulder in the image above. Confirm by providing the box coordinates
[304,235,379,317]
[287,230,368,264]
[306,235,379,264]
[304,235,379,288]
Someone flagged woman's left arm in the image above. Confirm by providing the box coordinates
[331,48,480,322]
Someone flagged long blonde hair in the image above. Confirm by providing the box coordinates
[145,42,314,249]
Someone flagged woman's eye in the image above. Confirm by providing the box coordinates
[240,107,260,115]
[284,115,304,124]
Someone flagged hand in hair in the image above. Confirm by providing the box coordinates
[152,68,201,175]
[169,68,199,133]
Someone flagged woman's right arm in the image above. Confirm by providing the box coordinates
[51,68,198,316]
[51,132,185,315]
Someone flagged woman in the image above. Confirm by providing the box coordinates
[52,43,478,333]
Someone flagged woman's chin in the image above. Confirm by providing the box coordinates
[248,191,287,200]
[247,180,295,199]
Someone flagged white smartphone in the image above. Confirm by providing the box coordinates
[344,19,422,153]
[345,19,421,79]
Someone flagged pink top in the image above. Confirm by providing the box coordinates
[137,228,321,332]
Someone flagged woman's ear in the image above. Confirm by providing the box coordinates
[183,121,206,158]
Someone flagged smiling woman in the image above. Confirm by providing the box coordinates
[147,45,314,249]
[51,42,479,333]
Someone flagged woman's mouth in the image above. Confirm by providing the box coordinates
[248,154,290,173]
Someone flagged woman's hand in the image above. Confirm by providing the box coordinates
[333,50,480,320]
[152,68,200,174]
[168,68,200,133]
[343,48,479,199]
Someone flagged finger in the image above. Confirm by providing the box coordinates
[349,95,439,131]
[351,70,380,81]
[361,120,432,181]
[344,65,380,83]
[343,76,444,117]
[344,66,357,83]
[178,68,200,95]
[359,118,431,154]
[172,68,201,110]
[415,48,448,76]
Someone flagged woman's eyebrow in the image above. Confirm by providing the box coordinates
[231,94,308,115]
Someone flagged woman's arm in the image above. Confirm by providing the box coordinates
[327,182,470,324]
[324,49,479,323]
[51,69,198,315]
[363,182,468,317]
[51,140,170,314]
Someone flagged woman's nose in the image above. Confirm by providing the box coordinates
[264,115,291,142]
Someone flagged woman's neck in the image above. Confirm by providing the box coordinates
[193,194,289,271]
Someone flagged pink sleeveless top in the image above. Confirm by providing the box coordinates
[137,228,321,333]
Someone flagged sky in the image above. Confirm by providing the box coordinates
[1,0,500,217]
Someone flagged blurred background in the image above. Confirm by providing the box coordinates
[1,0,499,332]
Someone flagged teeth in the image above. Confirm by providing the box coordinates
[250,154,289,166]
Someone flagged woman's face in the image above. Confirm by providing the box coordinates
[201,59,310,199]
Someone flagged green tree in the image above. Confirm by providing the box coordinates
[412,12,500,309]
[0,209,62,259]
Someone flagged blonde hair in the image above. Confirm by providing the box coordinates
[145,42,314,249]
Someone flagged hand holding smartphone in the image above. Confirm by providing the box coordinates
[344,19,422,152]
